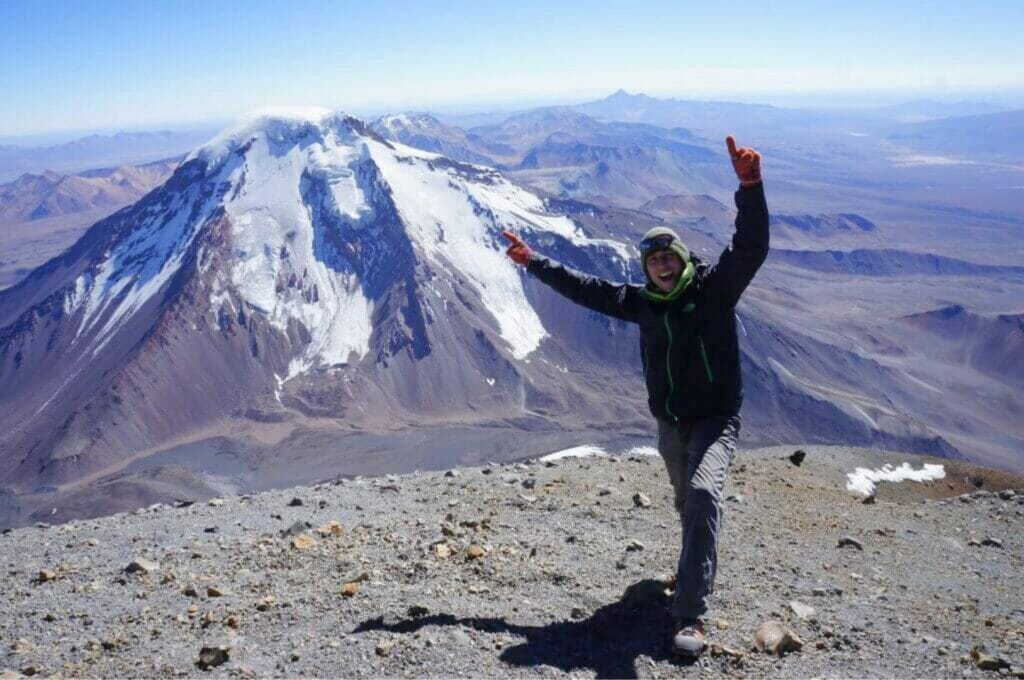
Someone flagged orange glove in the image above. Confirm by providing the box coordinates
[726,135,762,187]
[502,230,533,266]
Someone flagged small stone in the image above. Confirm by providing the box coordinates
[196,646,229,670]
[522,478,537,490]
[35,569,58,583]
[714,618,731,631]
[709,643,745,658]
[862,494,876,505]
[208,498,225,507]
[290,534,317,551]
[755,621,804,656]
[287,497,303,507]
[570,607,587,619]
[837,536,863,551]
[633,493,651,508]
[726,493,744,503]
[466,545,486,560]
[124,557,159,573]
[206,586,228,597]
[433,543,452,559]
[225,615,239,628]
[998,490,1016,500]
[316,521,343,537]
[444,469,460,478]
[183,585,199,597]
[981,537,1003,548]
[971,647,1011,671]
[375,639,395,657]
[407,605,429,618]
[789,450,806,466]
[341,582,358,597]
[626,540,645,552]
[812,587,827,596]
[789,600,817,621]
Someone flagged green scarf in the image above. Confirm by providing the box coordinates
[640,259,695,302]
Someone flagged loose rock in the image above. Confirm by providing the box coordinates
[196,646,229,670]
[290,534,317,551]
[837,536,863,551]
[124,558,160,574]
[789,600,818,621]
[755,621,804,656]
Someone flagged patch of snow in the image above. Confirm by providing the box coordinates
[845,462,946,497]
[214,118,375,377]
[623,445,659,457]
[369,138,628,359]
[539,445,609,462]
[485,378,495,386]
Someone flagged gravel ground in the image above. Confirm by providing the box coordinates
[1,445,1023,678]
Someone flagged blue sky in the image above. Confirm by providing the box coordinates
[2,0,1023,137]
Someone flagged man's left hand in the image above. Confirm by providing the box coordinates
[726,136,762,187]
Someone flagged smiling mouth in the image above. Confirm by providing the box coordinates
[658,272,676,281]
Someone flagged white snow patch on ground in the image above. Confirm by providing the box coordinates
[846,462,946,497]
[538,444,659,462]
[539,445,609,462]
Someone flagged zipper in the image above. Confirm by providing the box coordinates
[699,336,714,383]
[663,312,677,420]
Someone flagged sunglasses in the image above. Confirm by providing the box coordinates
[639,234,675,253]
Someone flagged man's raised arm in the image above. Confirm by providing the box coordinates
[708,136,770,308]
[503,231,640,323]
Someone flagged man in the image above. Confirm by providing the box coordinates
[503,136,768,657]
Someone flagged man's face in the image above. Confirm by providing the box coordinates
[645,249,684,293]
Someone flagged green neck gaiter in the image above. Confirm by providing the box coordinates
[640,259,695,302]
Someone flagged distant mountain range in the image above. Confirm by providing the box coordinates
[0,159,177,222]
[0,129,213,182]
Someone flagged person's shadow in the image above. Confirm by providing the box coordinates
[354,578,696,678]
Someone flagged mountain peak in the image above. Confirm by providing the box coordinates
[188,107,361,169]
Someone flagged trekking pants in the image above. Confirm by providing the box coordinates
[656,414,740,624]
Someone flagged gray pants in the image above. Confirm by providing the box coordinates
[656,415,740,624]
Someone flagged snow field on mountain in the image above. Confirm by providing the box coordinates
[73,181,220,355]
[215,130,374,378]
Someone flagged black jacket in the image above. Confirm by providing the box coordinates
[526,183,769,423]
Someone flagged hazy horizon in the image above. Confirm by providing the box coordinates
[3,86,1024,147]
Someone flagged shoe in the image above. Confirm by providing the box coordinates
[672,619,706,657]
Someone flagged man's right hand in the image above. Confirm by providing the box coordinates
[502,230,534,266]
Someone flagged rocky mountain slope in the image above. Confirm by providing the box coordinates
[2,445,1022,678]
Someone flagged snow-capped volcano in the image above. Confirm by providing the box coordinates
[0,109,638,490]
